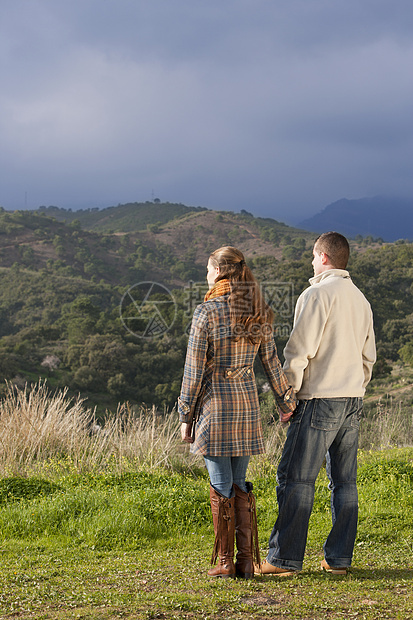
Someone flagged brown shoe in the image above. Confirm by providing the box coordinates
[254,560,297,576]
[321,559,348,575]
[207,486,236,579]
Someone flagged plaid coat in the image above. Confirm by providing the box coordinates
[178,294,296,456]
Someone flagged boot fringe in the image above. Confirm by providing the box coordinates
[210,492,233,566]
[249,490,261,568]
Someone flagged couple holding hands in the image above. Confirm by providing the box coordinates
[178,233,376,579]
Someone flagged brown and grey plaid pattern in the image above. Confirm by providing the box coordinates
[178,294,296,457]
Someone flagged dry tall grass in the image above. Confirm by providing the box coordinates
[0,381,182,477]
[359,395,413,450]
[0,382,411,478]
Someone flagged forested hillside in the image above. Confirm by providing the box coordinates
[0,205,313,284]
[0,204,411,416]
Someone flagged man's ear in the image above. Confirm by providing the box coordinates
[320,252,329,265]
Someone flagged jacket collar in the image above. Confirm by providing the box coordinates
[309,268,351,286]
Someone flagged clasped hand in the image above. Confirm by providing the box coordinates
[181,422,194,443]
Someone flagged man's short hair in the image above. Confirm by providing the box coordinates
[314,232,350,269]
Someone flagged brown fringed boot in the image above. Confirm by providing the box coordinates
[207,486,236,578]
[234,482,261,579]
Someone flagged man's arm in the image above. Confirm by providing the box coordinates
[283,290,327,392]
[362,315,376,388]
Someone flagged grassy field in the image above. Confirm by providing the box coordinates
[0,382,412,619]
[1,447,412,620]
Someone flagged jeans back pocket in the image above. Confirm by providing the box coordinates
[310,398,348,431]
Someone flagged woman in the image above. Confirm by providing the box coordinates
[178,246,296,579]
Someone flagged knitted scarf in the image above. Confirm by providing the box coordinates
[204,278,231,302]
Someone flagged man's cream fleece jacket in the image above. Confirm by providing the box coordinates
[284,269,376,400]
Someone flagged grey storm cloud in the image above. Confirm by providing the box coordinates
[0,0,412,222]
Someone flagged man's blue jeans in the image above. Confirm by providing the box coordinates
[267,397,362,571]
[204,456,250,498]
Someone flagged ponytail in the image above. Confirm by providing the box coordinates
[209,246,273,342]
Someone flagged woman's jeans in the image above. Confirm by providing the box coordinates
[204,456,250,498]
[267,397,362,571]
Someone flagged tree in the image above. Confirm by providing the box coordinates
[399,342,413,367]
[41,355,61,373]
[64,296,101,344]
[73,366,101,390]
[107,373,127,398]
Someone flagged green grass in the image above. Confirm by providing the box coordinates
[1,448,412,619]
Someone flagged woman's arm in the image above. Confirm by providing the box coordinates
[258,335,297,421]
[178,305,209,425]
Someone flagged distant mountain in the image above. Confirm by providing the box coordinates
[297,196,413,242]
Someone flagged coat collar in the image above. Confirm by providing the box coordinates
[309,268,351,286]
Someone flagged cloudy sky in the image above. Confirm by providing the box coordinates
[1,0,412,223]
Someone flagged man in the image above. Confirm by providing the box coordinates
[257,231,376,576]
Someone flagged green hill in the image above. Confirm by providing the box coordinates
[0,203,411,416]
[1,204,314,284]
[36,201,206,233]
